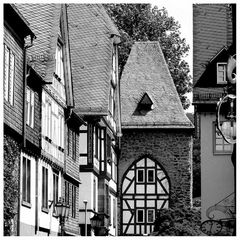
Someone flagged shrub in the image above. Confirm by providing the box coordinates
[152,205,201,236]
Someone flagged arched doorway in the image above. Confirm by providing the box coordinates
[121,157,170,235]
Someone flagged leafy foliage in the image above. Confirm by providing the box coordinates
[4,135,20,236]
[152,204,201,236]
[104,4,192,109]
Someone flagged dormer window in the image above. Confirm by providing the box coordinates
[217,62,227,84]
[55,43,65,84]
[135,93,153,115]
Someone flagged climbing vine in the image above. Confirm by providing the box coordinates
[4,134,20,236]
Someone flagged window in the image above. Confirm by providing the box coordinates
[217,63,227,84]
[72,185,76,218]
[42,167,48,210]
[22,157,31,204]
[106,184,109,214]
[26,88,35,128]
[42,92,65,149]
[214,122,233,154]
[53,172,59,206]
[137,169,144,183]
[147,169,155,182]
[147,209,155,223]
[79,125,88,164]
[4,44,15,105]
[113,198,116,228]
[55,43,64,82]
[100,129,106,171]
[93,178,96,211]
[137,209,144,223]
[72,130,76,160]
[65,181,70,205]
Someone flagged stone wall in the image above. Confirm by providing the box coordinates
[118,128,193,207]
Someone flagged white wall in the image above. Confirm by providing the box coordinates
[200,112,235,221]
[78,172,98,224]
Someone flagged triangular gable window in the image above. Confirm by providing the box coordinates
[135,93,153,115]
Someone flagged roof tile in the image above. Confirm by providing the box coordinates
[121,41,193,129]
[67,4,120,115]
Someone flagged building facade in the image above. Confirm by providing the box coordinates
[193,4,236,236]
[4,3,83,236]
[119,42,194,236]
[3,4,35,236]
[67,4,122,236]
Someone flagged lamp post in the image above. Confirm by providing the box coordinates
[83,200,88,236]
[55,197,70,236]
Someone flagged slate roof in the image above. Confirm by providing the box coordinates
[193,4,233,86]
[67,4,120,115]
[16,4,62,82]
[120,41,193,129]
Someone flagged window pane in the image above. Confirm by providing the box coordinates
[216,145,223,151]
[9,52,15,104]
[27,159,31,203]
[148,170,154,182]
[4,45,10,101]
[22,157,26,201]
[137,209,144,223]
[137,169,144,182]
[148,210,154,223]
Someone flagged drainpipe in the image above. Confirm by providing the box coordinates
[35,157,39,234]
[18,36,34,236]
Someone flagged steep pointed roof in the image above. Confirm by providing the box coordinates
[16,4,62,82]
[121,41,193,129]
[67,4,120,115]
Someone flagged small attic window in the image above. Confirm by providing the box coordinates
[137,93,153,112]
[217,62,227,84]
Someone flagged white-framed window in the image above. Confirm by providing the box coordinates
[26,87,35,128]
[217,62,227,84]
[147,209,155,223]
[136,209,144,223]
[4,44,15,105]
[79,125,88,165]
[53,171,59,214]
[137,169,144,183]
[213,122,233,154]
[42,166,48,211]
[22,156,31,205]
[55,43,65,83]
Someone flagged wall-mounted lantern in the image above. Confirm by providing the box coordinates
[55,197,70,236]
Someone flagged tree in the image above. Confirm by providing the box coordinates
[152,204,201,236]
[104,4,192,109]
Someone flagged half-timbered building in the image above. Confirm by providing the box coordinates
[3,4,35,236]
[15,4,83,236]
[119,41,194,236]
[67,4,121,236]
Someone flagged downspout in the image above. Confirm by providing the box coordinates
[18,36,34,236]
[35,157,39,234]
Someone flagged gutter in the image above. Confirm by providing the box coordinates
[18,35,35,236]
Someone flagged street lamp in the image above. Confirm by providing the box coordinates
[216,94,236,144]
[216,54,236,144]
[83,200,88,236]
[55,197,70,236]
[90,214,101,236]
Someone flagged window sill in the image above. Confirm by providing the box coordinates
[213,152,232,155]
[41,207,49,214]
[21,200,32,208]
